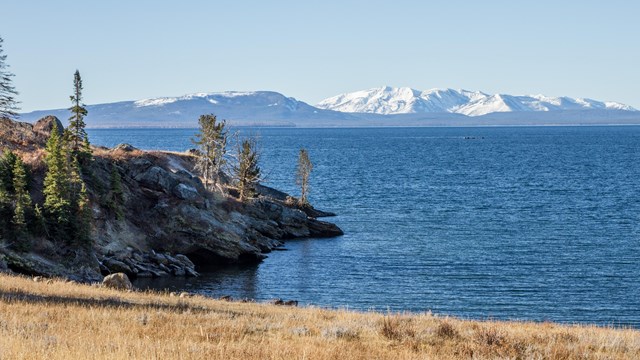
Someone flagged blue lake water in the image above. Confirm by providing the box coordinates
[88,126,640,327]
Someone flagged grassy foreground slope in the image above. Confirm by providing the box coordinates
[0,273,638,359]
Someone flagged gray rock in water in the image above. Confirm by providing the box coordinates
[170,265,186,277]
[151,251,169,265]
[185,267,199,277]
[174,254,196,269]
[102,273,133,291]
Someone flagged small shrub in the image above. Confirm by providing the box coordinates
[322,326,359,340]
[380,315,415,341]
[220,197,243,213]
[475,325,505,347]
[290,327,310,336]
[436,320,459,339]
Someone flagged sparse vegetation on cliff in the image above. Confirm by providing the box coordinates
[0,116,342,280]
[192,114,228,191]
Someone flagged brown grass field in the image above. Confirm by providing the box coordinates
[0,273,638,359]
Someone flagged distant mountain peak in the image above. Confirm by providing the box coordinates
[133,91,291,108]
[18,87,638,128]
[316,86,636,116]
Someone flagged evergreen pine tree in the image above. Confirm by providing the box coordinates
[43,121,71,240]
[32,204,47,237]
[233,138,261,202]
[0,177,10,239]
[68,156,83,204]
[0,36,20,119]
[67,70,91,161]
[0,150,18,193]
[74,182,92,247]
[11,156,32,243]
[11,158,32,251]
[106,164,124,220]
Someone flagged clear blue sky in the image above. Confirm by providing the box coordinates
[3,0,639,112]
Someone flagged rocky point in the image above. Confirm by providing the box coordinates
[0,116,343,282]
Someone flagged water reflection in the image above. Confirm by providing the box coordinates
[134,264,261,300]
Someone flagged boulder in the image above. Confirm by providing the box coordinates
[103,258,133,275]
[170,265,186,276]
[155,270,170,277]
[0,256,8,273]
[102,273,133,291]
[185,267,199,277]
[33,116,64,136]
[173,183,199,201]
[308,219,345,237]
[174,254,196,269]
[134,166,179,193]
[113,143,137,152]
[151,251,169,265]
[158,263,172,273]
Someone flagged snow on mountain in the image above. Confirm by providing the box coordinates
[316,86,636,116]
[20,91,353,128]
[19,88,639,128]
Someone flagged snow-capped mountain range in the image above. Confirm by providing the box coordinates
[19,87,639,128]
[316,86,635,116]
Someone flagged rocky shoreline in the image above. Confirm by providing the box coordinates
[0,116,343,282]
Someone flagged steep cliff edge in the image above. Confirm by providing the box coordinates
[0,116,343,281]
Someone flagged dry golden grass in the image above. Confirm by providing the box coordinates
[0,273,638,359]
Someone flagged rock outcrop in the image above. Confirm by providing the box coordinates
[0,116,343,282]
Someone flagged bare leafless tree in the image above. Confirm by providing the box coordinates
[232,136,261,202]
[296,148,312,205]
[193,114,228,191]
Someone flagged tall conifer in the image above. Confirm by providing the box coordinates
[68,70,90,160]
[74,182,92,247]
[11,158,31,250]
[0,176,10,239]
[43,121,71,239]
[106,164,124,220]
[0,150,18,193]
[0,36,19,119]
